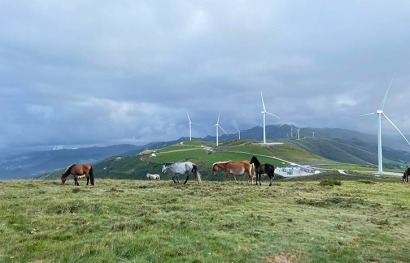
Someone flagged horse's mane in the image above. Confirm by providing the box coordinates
[250,156,261,166]
[62,164,77,177]
[212,161,232,166]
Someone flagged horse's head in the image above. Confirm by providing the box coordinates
[212,163,219,175]
[250,156,260,165]
[161,164,169,173]
[61,174,67,185]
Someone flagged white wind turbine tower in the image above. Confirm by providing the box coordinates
[235,127,241,140]
[214,112,228,146]
[187,112,199,141]
[356,75,410,173]
[260,91,280,144]
[290,126,297,138]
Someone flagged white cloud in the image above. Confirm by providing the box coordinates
[1,1,410,149]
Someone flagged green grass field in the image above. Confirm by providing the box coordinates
[1,174,409,263]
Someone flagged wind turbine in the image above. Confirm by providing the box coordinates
[187,112,199,141]
[260,91,280,144]
[214,112,228,146]
[290,126,297,138]
[235,127,241,140]
[356,75,410,173]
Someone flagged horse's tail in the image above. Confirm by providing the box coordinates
[89,165,95,185]
[251,163,255,177]
[270,164,275,177]
[192,164,202,184]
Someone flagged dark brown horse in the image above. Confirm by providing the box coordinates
[212,160,254,183]
[250,156,275,186]
[61,164,94,186]
[403,167,410,183]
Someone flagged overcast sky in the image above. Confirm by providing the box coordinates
[1,0,410,151]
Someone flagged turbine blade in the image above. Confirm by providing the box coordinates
[353,112,376,118]
[380,73,396,110]
[219,125,229,135]
[187,112,191,122]
[260,91,266,111]
[217,112,220,124]
[266,111,280,119]
[383,113,410,146]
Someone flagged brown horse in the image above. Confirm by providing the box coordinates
[212,160,254,183]
[61,164,94,186]
[403,167,410,183]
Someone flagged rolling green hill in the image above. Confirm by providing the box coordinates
[7,124,410,180]
[41,134,410,183]
[288,137,410,169]
[41,140,342,182]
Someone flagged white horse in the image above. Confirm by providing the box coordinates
[162,162,202,184]
[146,173,160,180]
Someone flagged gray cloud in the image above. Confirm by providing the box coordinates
[1,1,410,150]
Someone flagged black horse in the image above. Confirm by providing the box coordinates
[250,156,275,186]
[403,167,410,183]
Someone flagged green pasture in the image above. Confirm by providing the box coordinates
[0,176,409,263]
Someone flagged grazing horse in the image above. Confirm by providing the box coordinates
[61,164,94,186]
[146,173,160,180]
[250,156,275,186]
[162,162,202,184]
[403,167,410,183]
[212,160,254,183]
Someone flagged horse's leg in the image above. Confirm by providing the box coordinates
[183,172,189,184]
[74,175,79,186]
[86,175,90,185]
[172,174,177,184]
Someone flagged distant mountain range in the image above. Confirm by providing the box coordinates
[1,124,410,179]
[0,144,146,179]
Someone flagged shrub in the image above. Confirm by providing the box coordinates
[319,180,342,186]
